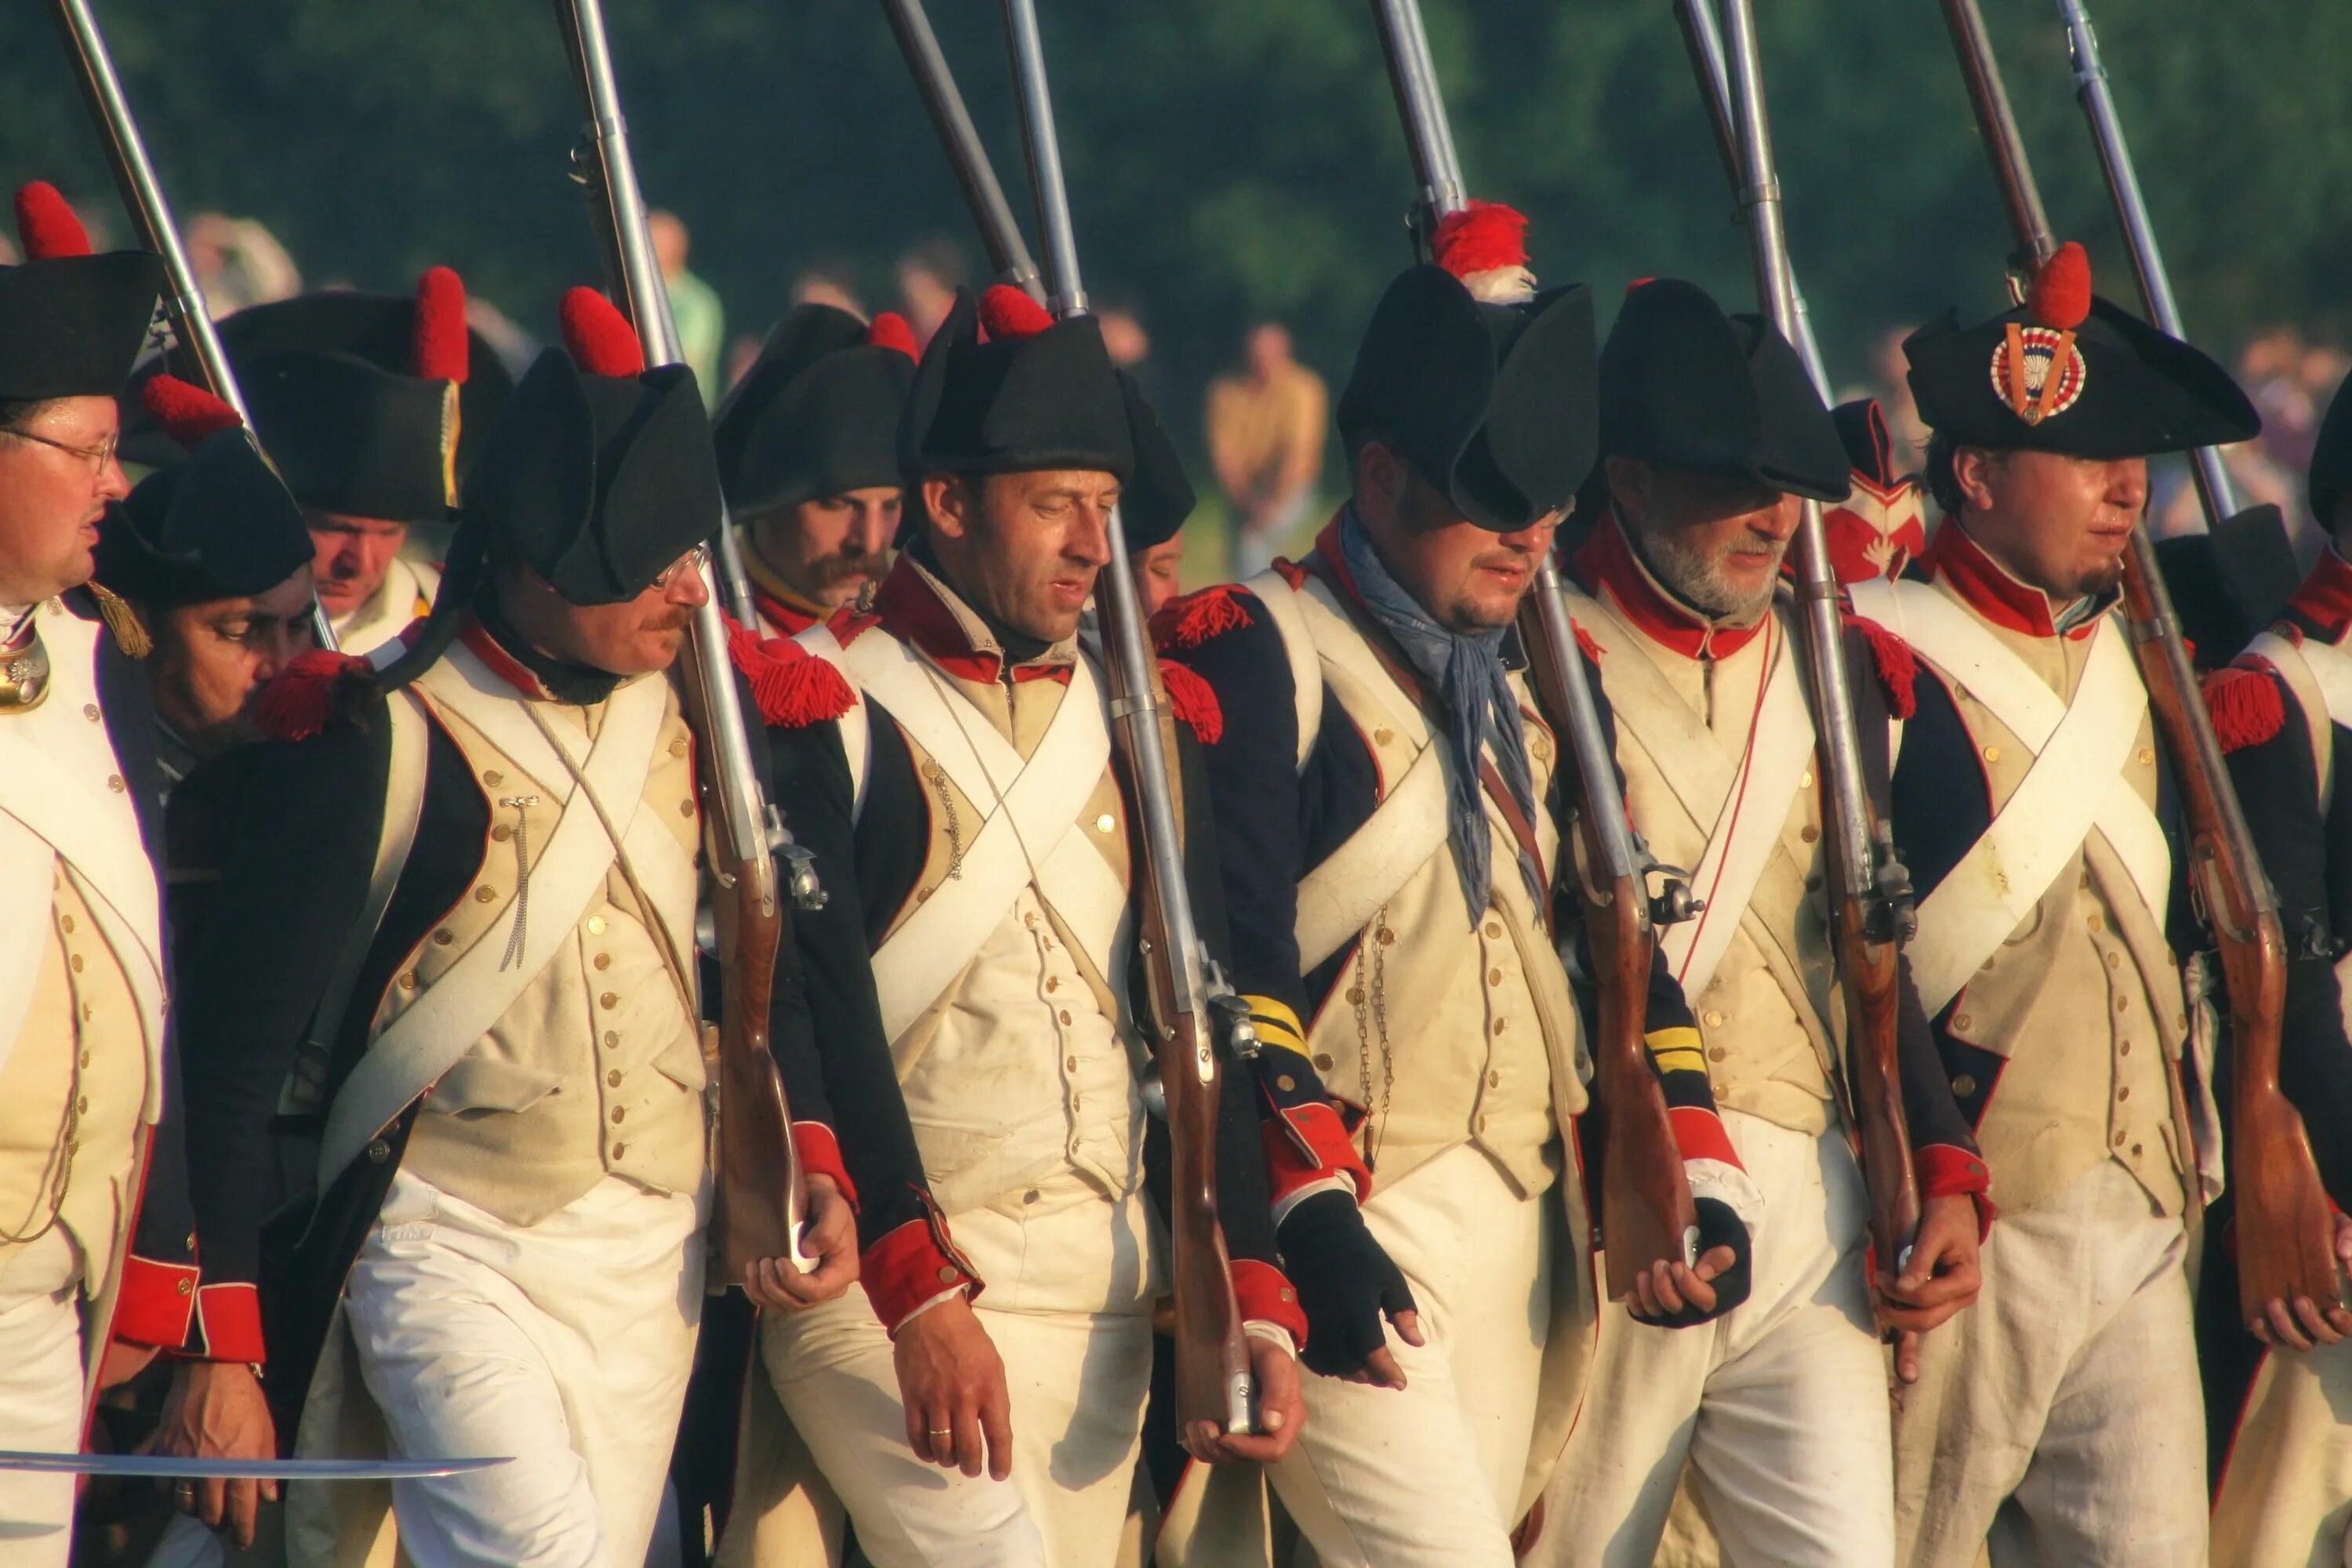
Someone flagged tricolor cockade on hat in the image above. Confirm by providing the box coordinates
[0,182,164,402]
[1338,202,1598,532]
[713,303,916,516]
[125,268,516,523]
[1903,243,2259,459]
[96,375,312,609]
[1596,276,1848,503]
[898,284,1193,547]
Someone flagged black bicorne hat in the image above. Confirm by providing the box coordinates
[125,270,515,521]
[96,377,311,609]
[713,303,917,516]
[1598,277,1848,503]
[1903,242,2257,460]
[459,289,720,608]
[1338,262,1598,533]
[0,183,163,403]
[898,285,1192,548]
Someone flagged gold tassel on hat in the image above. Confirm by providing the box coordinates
[88,581,152,659]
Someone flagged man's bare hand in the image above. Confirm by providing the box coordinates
[1184,1330,1304,1466]
[1880,1193,1985,1384]
[2249,1211,2352,1352]
[1623,1244,1737,1323]
[893,1294,1014,1481]
[742,1174,857,1310]
[150,1360,278,1550]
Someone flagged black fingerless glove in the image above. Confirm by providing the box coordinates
[1276,1189,1418,1378]
[1630,1195,1753,1330]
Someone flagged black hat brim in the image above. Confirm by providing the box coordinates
[0,251,164,402]
[98,429,312,607]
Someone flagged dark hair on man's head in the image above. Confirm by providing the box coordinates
[1922,430,1964,517]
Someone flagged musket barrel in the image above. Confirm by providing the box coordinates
[1366,0,1466,227]
[2053,0,2243,522]
[1936,0,2058,274]
[1671,0,1829,390]
[880,0,1045,302]
[555,0,761,644]
[1719,0,1872,902]
[1534,563,1646,896]
[49,0,339,652]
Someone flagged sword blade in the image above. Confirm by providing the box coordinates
[0,1450,510,1480]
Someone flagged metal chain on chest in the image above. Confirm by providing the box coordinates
[496,793,541,971]
[1349,909,1397,1171]
[920,757,966,880]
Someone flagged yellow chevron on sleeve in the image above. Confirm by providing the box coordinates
[1241,994,1308,1057]
[1645,1026,1706,1078]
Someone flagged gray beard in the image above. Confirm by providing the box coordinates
[1626,514,1781,625]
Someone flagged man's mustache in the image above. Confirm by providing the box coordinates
[647,606,697,632]
[815,550,891,588]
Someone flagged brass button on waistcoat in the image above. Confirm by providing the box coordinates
[594,953,612,971]
[1484,920,1503,940]
[492,824,513,842]
[603,1031,619,1048]
[433,929,455,946]
[611,1142,627,1158]
[1798,771,1813,789]
[1045,976,1058,993]
[397,972,418,991]
[1487,967,1503,985]
[1058,1010,1073,1026]
[1374,727,1394,746]
[58,915,73,934]
[1709,1047,1726,1062]
[670,736,690,758]
[475,886,498,903]
[607,1069,622,1087]
[587,915,607,935]
[2115,996,2129,1014]
[1486,1069,1501,1087]
[1981,746,2001,764]
[2120,1040,2132,1056]
[601,993,619,1010]
[1022,1189,1040,1205]
[1094,813,1116,834]
[1800,826,1820,844]
[677,799,694,818]
[2105,952,2121,970]
[107,775,125,793]
[1492,1018,1508,1036]
[1313,1053,1334,1070]
[82,704,99,722]
[2117,1086,2130,1102]
[1702,1010,1725,1029]
[483,770,502,787]
[1065,1056,1078,1072]
[2138,747,2154,765]
[1347,985,1366,1004]
[610,1107,626,1123]
[69,953,83,973]
[2086,913,2103,933]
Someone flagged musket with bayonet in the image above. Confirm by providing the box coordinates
[1364,0,1704,1299]
[47,0,337,652]
[880,0,1045,304]
[551,0,822,1285]
[1714,0,1925,1280]
[995,0,1260,1438]
[1933,0,2328,1324]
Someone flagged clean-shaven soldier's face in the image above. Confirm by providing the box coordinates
[1352,438,1558,635]
[1951,446,2145,601]
[922,468,1119,645]
[1608,455,1798,626]
[146,566,320,755]
[751,486,900,612]
[306,510,409,617]
[0,394,132,604]
[497,546,711,678]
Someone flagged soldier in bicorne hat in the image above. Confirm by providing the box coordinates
[713,303,917,636]
[716,281,1367,1568]
[1540,275,1987,1567]
[1162,207,1759,1567]
[164,285,869,1568]
[2186,371,2352,1568]
[1863,242,2259,1566]
[0,180,175,1568]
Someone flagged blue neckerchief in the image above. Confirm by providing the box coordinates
[1338,509,1544,925]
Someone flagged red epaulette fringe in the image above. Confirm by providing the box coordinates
[2205,662,2285,753]
[728,620,856,728]
[1160,659,1223,746]
[1847,614,1918,720]
[1149,583,1253,652]
[257,651,372,742]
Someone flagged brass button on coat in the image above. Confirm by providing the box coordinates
[107,775,125,793]
[1952,1074,1977,1097]
[607,1070,622,1087]
[492,824,513,842]
[610,1107,626,1123]
[476,886,498,903]
[1313,1053,1334,1070]
[366,1138,390,1163]
[433,929,455,946]
[483,770,503,787]
[82,704,99,722]
[601,992,619,1009]
[593,953,612,971]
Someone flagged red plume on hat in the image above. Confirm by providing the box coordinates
[13,182,93,260]
[2027,242,2092,332]
[412,266,470,383]
[978,284,1054,343]
[140,373,244,450]
[867,310,918,361]
[558,285,646,377]
[1433,201,1536,305]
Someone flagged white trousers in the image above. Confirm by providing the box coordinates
[1269,1142,1552,1568]
[1893,1159,2205,1568]
[0,1229,84,1568]
[344,1171,705,1568]
[762,1287,1152,1567]
[1536,1111,1893,1568]
[2209,1335,2352,1568]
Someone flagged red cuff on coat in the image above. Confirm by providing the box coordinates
[194,1282,267,1364]
[1262,1102,1372,1205]
[109,1254,198,1351]
[792,1121,858,1212]
[861,1206,982,1334]
[1668,1106,1744,1171]
[1232,1258,1308,1349]
[1916,1142,1998,1240]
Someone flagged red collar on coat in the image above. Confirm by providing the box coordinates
[869,554,1074,686]
[1570,508,1768,661]
[2284,546,2352,643]
[458,616,564,700]
[1919,521,2104,641]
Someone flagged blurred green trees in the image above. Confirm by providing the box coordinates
[4,0,2344,437]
